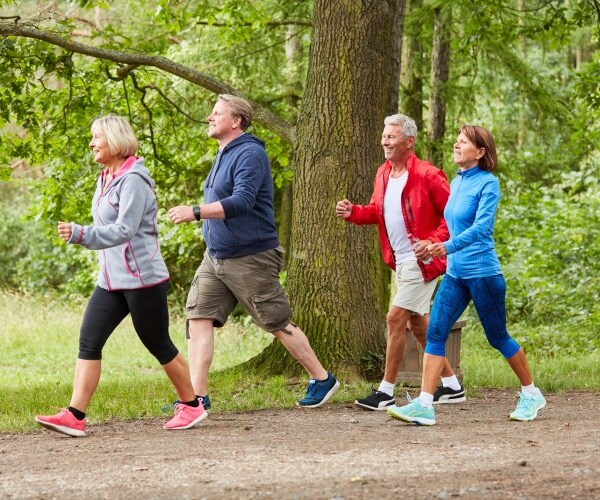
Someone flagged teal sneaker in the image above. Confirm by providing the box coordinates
[387,394,435,426]
[510,391,546,421]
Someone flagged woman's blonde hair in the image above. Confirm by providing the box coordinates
[91,114,138,157]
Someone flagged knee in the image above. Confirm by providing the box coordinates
[488,336,520,358]
[78,335,102,360]
[386,309,409,334]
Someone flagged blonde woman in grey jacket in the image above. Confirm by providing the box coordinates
[36,114,206,436]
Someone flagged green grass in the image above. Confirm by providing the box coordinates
[1,292,599,432]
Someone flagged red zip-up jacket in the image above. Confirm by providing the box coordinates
[346,152,450,282]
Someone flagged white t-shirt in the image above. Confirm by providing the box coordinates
[383,172,415,264]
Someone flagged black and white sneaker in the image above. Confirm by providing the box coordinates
[433,384,466,404]
[355,389,395,410]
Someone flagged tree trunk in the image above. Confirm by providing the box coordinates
[427,5,451,167]
[248,0,404,375]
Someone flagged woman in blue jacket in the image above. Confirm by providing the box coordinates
[387,125,546,425]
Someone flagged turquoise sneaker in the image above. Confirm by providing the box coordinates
[510,391,546,421]
[387,394,435,425]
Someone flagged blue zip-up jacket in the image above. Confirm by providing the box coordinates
[203,133,279,258]
[69,156,169,290]
[443,166,502,279]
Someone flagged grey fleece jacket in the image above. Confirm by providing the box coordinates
[69,156,169,290]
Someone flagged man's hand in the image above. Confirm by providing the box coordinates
[168,206,195,224]
[336,199,353,219]
[427,242,447,258]
[57,221,72,242]
[413,239,433,261]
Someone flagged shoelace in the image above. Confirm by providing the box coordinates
[515,392,534,410]
[304,381,317,398]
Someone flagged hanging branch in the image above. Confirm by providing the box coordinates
[0,21,295,144]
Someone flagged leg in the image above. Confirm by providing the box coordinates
[125,283,196,403]
[408,314,455,378]
[187,318,216,396]
[273,324,327,380]
[70,359,102,412]
[36,287,129,437]
[506,348,532,386]
[161,353,197,403]
[74,286,130,412]
[469,276,524,379]
[185,252,238,397]
[382,306,412,383]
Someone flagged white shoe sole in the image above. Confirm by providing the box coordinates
[164,410,208,430]
[433,394,466,405]
[510,399,547,421]
[35,417,86,437]
[298,380,341,408]
[354,400,395,411]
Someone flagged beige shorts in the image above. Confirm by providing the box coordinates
[391,260,438,315]
[185,246,292,335]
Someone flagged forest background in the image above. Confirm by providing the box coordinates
[0,0,599,384]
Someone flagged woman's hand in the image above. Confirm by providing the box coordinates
[427,242,447,258]
[57,221,72,242]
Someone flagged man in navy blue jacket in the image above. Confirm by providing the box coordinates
[169,94,339,410]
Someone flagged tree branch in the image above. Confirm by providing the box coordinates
[0,22,295,144]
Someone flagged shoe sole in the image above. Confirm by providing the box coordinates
[298,380,341,408]
[164,410,208,430]
[433,394,466,405]
[35,417,86,437]
[387,409,435,426]
[509,400,547,421]
[354,400,395,411]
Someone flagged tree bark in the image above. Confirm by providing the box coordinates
[427,5,451,167]
[248,0,404,374]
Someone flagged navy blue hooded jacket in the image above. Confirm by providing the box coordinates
[202,133,280,258]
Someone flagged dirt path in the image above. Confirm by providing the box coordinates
[1,389,599,499]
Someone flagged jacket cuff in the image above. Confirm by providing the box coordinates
[69,223,84,245]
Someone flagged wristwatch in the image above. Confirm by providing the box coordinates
[192,205,201,221]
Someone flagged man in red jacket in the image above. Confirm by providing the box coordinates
[336,114,464,410]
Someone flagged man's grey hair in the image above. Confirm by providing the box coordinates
[218,94,253,130]
[384,114,417,139]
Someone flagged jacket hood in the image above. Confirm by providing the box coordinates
[106,156,154,189]
[222,133,266,153]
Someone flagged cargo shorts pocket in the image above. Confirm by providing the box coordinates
[186,275,199,310]
[250,287,291,330]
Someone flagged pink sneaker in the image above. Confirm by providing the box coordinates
[163,402,207,430]
[35,408,86,437]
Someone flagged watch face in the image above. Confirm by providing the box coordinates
[193,206,201,220]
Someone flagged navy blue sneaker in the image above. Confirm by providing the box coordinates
[297,372,340,408]
[161,395,211,413]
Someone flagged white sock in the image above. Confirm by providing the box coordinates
[521,383,539,396]
[441,375,462,391]
[377,380,395,397]
[418,391,434,408]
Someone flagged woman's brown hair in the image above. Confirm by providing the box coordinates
[460,125,497,171]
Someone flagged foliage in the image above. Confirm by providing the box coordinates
[495,166,600,329]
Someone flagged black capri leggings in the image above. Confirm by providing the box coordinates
[78,282,179,365]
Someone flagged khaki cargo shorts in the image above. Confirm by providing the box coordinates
[391,260,438,315]
[186,246,292,335]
